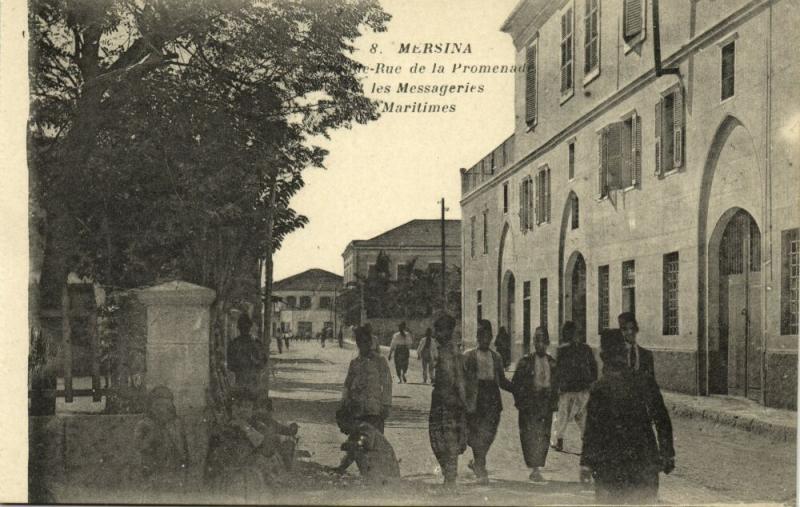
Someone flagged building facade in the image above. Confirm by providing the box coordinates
[460,0,798,408]
[342,219,461,284]
[272,269,343,338]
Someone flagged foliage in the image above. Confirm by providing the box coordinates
[29,0,391,310]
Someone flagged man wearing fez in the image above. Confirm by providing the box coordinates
[463,319,514,484]
[227,313,268,394]
[581,329,675,504]
[617,312,655,377]
[428,313,467,486]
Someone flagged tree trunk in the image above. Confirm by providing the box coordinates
[262,176,279,395]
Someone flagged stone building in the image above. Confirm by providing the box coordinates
[460,0,798,408]
[342,219,461,284]
[272,268,343,338]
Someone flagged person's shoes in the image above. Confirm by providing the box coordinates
[528,469,546,483]
[551,439,564,452]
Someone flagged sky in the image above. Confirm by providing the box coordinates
[272,0,521,281]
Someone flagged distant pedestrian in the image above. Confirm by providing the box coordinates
[227,313,267,395]
[388,322,413,383]
[428,313,467,487]
[463,319,514,484]
[551,321,597,452]
[341,326,392,433]
[338,328,344,348]
[416,327,437,384]
[581,329,675,504]
[321,329,327,348]
[275,332,283,354]
[494,326,512,369]
[618,312,655,377]
[511,326,558,483]
[283,331,290,350]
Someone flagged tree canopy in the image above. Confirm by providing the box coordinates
[30,0,390,309]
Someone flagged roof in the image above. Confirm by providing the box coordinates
[348,219,461,250]
[272,268,343,292]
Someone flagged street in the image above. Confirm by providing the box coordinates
[266,341,796,505]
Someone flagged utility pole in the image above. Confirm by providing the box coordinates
[440,198,447,312]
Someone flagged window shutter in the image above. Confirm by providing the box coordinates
[519,181,525,230]
[528,179,534,229]
[606,122,623,190]
[525,43,537,125]
[673,88,684,169]
[655,98,663,177]
[584,0,591,74]
[545,168,552,222]
[624,0,643,39]
[598,129,608,198]
[632,113,641,186]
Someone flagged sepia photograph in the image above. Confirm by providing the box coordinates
[1,0,798,504]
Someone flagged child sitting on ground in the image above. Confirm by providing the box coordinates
[333,414,401,485]
[251,396,299,470]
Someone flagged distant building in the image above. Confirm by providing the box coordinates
[342,219,461,284]
[460,0,798,409]
[272,268,343,338]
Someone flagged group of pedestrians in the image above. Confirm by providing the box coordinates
[338,310,675,505]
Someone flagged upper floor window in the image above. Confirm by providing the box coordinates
[299,296,312,310]
[655,85,685,177]
[520,177,534,231]
[482,210,489,254]
[535,166,551,225]
[319,296,332,310]
[721,40,735,100]
[427,262,442,275]
[503,183,509,214]
[367,263,377,278]
[525,39,539,127]
[560,3,574,99]
[623,0,646,50]
[598,111,641,197]
[286,296,297,308]
[470,216,476,258]
[568,141,576,180]
[397,263,412,281]
[583,0,600,79]
[571,196,579,229]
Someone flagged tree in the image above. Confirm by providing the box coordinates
[28,0,390,413]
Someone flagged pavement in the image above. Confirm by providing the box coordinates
[266,341,796,505]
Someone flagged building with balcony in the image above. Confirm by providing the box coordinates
[342,219,461,284]
[460,0,798,408]
[272,269,343,338]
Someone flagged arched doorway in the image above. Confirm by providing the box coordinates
[709,208,762,399]
[501,270,516,347]
[564,252,587,343]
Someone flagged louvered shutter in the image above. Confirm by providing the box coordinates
[525,43,537,125]
[655,98,663,177]
[624,0,642,39]
[598,129,608,198]
[584,0,591,74]
[528,179,534,229]
[545,168,552,223]
[632,113,641,186]
[606,122,623,190]
[519,181,525,230]
[673,87,684,169]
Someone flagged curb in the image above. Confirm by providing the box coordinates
[666,399,796,443]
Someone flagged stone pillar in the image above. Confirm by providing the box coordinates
[137,281,216,414]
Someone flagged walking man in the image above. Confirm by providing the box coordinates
[551,321,597,452]
[341,326,392,433]
[581,329,675,504]
[388,322,413,383]
[428,313,467,487]
[618,312,655,377]
[417,327,437,384]
[463,319,514,484]
[512,326,559,483]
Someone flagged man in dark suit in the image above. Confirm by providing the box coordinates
[617,312,655,378]
[463,319,514,484]
[581,329,675,504]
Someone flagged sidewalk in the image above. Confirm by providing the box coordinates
[662,391,796,442]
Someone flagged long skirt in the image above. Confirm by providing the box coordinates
[518,409,553,468]
[594,463,660,505]
[429,402,467,463]
[466,381,502,455]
